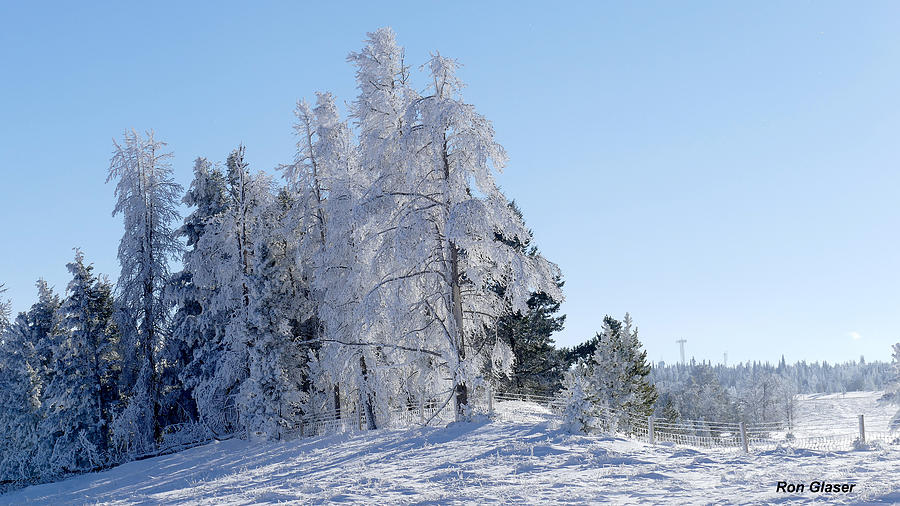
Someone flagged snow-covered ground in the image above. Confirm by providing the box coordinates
[793,391,896,436]
[3,392,898,505]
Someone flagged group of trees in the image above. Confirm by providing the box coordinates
[0,28,571,489]
[0,260,119,487]
[4,25,896,493]
[649,355,894,429]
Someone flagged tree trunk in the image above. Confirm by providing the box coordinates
[442,135,468,421]
[333,384,342,420]
[450,244,467,419]
[359,355,377,430]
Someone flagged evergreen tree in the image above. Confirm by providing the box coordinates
[561,314,657,434]
[163,157,229,432]
[493,203,567,395]
[0,283,10,332]
[106,129,183,457]
[38,251,119,476]
[559,361,593,433]
[496,291,566,395]
[881,342,900,430]
[239,188,311,439]
[171,157,234,437]
[0,282,60,486]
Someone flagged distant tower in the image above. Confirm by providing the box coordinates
[724,352,728,367]
[676,338,687,365]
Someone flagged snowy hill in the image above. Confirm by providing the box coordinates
[3,392,899,505]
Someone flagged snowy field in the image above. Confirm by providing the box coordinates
[3,392,898,505]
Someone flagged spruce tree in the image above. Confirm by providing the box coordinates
[0,282,60,485]
[561,314,657,434]
[171,157,233,436]
[38,251,119,476]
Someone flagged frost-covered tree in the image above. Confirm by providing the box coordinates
[559,361,593,433]
[362,46,562,420]
[280,93,363,426]
[196,147,266,435]
[0,283,10,332]
[0,281,60,486]
[561,314,657,433]
[171,157,233,436]
[238,187,312,439]
[335,28,418,428]
[38,250,119,476]
[162,158,228,430]
[106,129,183,456]
[736,368,795,424]
[881,342,900,430]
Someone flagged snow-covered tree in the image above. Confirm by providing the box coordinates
[0,281,60,486]
[0,283,10,332]
[280,93,362,426]
[171,157,233,436]
[560,362,593,433]
[238,187,312,439]
[359,45,562,421]
[333,28,419,428]
[881,342,900,430]
[106,129,183,457]
[562,314,657,433]
[38,250,119,476]
[162,158,229,431]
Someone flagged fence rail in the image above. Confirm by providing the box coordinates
[496,391,899,452]
[167,390,899,454]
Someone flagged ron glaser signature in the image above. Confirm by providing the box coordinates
[776,481,856,493]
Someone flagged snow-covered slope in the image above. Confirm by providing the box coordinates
[3,393,898,505]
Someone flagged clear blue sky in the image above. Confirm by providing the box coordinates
[2,1,899,365]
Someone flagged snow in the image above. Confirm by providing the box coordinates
[4,391,898,504]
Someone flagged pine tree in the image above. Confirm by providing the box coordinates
[239,188,311,439]
[562,314,657,434]
[0,282,60,485]
[496,291,566,395]
[171,157,234,437]
[560,362,593,433]
[106,129,183,457]
[38,250,119,476]
[619,314,658,419]
[163,157,229,431]
[493,203,566,395]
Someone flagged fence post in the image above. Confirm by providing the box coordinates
[488,384,494,416]
[858,414,865,445]
[739,422,748,453]
[648,417,655,444]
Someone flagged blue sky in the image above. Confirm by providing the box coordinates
[2,1,898,364]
